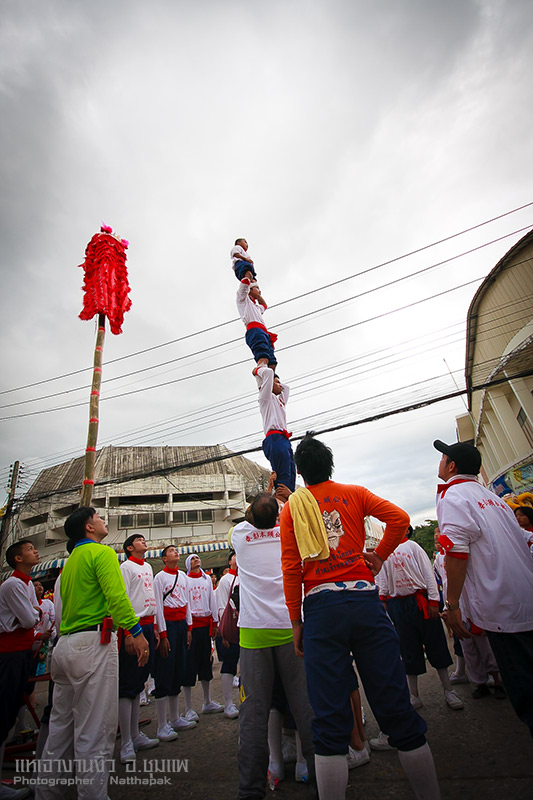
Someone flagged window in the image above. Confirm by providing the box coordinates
[201,509,214,522]
[137,513,150,528]
[119,514,134,529]
[517,407,533,447]
[186,510,199,523]
[153,512,167,526]
[172,511,185,524]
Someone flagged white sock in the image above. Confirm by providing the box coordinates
[268,709,283,766]
[407,674,419,697]
[156,697,168,729]
[131,694,140,739]
[183,687,193,712]
[201,680,211,704]
[437,668,451,692]
[119,698,133,744]
[315,754,348,800]
[398,743,441,800]
[455,655,466,676]
[221,673,234,708]
[168,695,179,721]
[295,729,304,762]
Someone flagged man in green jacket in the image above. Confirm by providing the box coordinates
[36,507,149,800]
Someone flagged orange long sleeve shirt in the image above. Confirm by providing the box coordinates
[280,480,410,620]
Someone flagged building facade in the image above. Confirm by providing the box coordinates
[455,229,533,500]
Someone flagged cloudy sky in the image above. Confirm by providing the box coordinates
[1,0,532,524]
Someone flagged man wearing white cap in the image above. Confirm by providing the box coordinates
[434,439,533,736]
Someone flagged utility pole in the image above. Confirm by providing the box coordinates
[0,460,20,553]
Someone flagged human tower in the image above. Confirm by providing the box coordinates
[231,238,296,501]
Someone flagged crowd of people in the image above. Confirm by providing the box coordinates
[0,238,530,799]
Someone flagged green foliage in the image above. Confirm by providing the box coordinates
[411,519,438,559]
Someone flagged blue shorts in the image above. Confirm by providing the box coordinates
[387,595,452,675]
[153,619,188,698]
[215,637,240,675]
[262,434,296,491]
[245,327,277,366]
[233,260,257,281]
[183,625,213,686]
[302,589,427,755]
[119,624,155,699]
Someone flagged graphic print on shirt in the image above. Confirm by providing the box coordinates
[323,509,345,551]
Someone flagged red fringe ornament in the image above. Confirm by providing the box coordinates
[78,224,132,335]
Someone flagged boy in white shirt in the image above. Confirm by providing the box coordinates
[119,535,160,763]
[256,364,295,501]
[230,237,257,282]
[182,554,222,720]
[152,545,196,739]
[236,278,277,370]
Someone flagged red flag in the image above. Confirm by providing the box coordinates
[79,225,132,335]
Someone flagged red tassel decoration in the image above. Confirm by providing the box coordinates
[79,225,132,335]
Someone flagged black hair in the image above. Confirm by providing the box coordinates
[66,539,76,554]
[123,533,145,558]
[5,539,34,569]
[228,549,236,565]
[294,432,334,485]
[64,507,96,543]
[161,544,178,560]
[515,506,533,525]
[250,492,279,530]
[406,525,413,539]
[235,238,246,246]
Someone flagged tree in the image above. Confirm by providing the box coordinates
[411,519,438,559]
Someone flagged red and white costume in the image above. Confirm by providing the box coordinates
[154,568,192,637]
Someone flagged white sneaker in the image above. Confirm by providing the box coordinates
[0,787,32,800]
[120,740,136,763]
[183,709,200,723]
[224,703,239,719]
[369,731,395,751]
[347,745,370,769]
[132,731,160,750]
[410,694,423,709]
[232,675,240,687]
[157,722,178,742]
[295,760,308,782]
[444,689,464,710]
[172,715,197,730]
[139,690,150,706]
[449,672,469,685]
[202,700,223,714]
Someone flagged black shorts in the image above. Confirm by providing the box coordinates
[183,626,213,686]
[118,624,155,699]
[153,620,188,698]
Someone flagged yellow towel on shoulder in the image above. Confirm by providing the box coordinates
[288,487,330,561]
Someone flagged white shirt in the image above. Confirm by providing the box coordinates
[256,365,289,434]
[53,574,62,633]
[436,474,533,633]
[121,558,157,619]
[153,569,192,634]
[236,280,266,327]
[231,521,292,630]
[375,539,440,602]
[434,550,447,599]
[230,245,252,267]
[0,575,39,633]
[187,573,218,621]
[35,597,56,639]
[215,571,239,619]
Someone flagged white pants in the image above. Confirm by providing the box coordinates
[461,631,499,685]
[35,631,118,800]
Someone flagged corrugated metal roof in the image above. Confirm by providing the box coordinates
[25,445,270,499]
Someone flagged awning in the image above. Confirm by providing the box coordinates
[2,540,230,581]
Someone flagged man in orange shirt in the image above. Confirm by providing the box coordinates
[280,434,440,800]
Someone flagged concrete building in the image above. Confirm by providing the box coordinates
[2,445,271,576]
[455,229,533,499]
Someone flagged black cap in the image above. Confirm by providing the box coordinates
[433,440,482,475]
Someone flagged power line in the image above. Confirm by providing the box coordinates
[16,366,533,506]
[2,203,532,396]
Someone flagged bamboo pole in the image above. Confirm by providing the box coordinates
[81,314,106,507]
